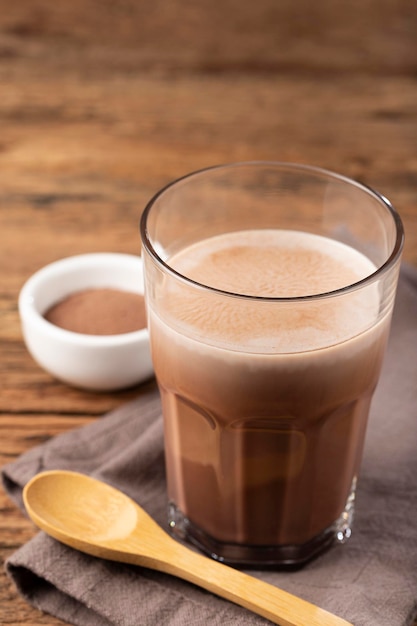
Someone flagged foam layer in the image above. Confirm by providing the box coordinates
[170,229,374,297]
[162,230,379,352]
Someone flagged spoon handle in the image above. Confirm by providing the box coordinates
[147,539,353,626]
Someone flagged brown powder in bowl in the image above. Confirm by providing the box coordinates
[44,288,147,335]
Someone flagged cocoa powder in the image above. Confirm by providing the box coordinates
[44,288,147,335]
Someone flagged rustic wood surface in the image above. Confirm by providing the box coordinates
[1,1,416,624]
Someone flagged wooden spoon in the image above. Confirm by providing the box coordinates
[23,470,352,626]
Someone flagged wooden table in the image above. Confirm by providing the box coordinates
[1,1,416,624]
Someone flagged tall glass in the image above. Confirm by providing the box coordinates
[140,162,404,566]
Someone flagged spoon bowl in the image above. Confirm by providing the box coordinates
[23,470,352,626]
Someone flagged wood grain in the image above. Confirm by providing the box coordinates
[0,0,416,624]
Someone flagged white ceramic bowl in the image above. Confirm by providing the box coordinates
[18,253,153,392]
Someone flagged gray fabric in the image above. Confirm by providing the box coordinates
[2,264,417,626]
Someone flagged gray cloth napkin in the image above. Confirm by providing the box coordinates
[2,264,417,626]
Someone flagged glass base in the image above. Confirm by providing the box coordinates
[168,481,356,567]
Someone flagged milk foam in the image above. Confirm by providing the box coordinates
[170,230,375,297]
[161,230,380,353]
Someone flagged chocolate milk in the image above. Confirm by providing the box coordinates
[148,230,390,561]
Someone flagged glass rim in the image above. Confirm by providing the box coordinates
[140,161,405,303]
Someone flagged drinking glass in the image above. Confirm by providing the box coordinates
[140,162,404,566]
